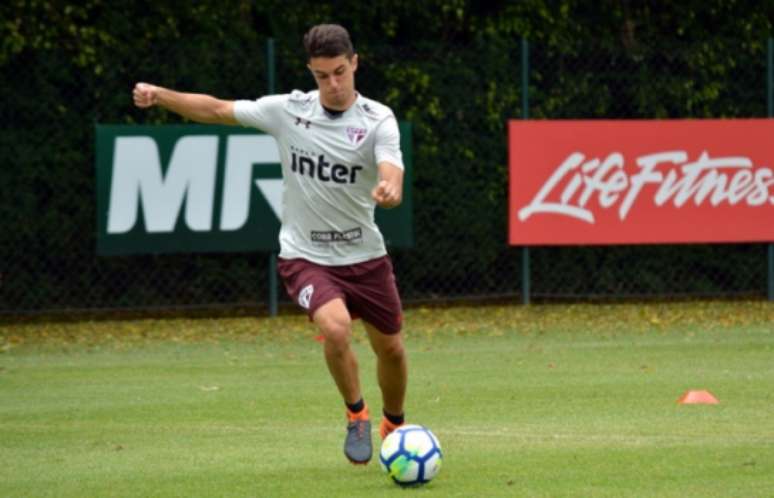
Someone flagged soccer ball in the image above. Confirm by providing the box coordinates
[379,424,442,486]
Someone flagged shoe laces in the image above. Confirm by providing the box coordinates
[349,419,367,439]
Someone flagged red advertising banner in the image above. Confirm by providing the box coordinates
[509,119,774,245]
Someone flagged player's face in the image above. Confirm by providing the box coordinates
[308,54,358,110]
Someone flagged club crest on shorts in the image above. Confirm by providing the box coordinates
[346,127,366,145]
[298,284,314,309]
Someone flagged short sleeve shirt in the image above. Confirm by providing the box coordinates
[233,90,403,266]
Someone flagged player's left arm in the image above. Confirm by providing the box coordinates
[372,162,404,209]
[372,113,404,209]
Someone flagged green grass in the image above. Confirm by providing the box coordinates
[1,301,773,497]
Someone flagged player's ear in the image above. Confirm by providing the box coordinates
[307,62,319,81]
[350,53,358,72]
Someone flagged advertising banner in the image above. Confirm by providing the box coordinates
[96,124,413,254]
[509,119,774,245]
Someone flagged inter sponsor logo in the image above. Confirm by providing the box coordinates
[290,152,363,184]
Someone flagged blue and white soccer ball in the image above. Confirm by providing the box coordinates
[379,424,442,486]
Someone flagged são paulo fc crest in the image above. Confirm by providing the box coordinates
[298,284,314,309]
[346,127,367,145]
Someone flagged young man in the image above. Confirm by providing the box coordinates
[133,24,407,464]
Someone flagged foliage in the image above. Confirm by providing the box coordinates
[1,1,772,311]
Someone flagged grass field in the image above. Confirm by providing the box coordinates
[1,301,773,497]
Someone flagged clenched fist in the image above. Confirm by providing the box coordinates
[372,179,401,208]
[133,82,159,108]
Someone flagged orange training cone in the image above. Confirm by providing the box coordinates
[677,390,719,405]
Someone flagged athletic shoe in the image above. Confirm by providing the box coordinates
[379,416,404,440]
[344,406,372,464]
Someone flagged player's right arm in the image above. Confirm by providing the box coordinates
[132,82,238,125]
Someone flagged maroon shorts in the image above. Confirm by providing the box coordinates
[277,255,403,335]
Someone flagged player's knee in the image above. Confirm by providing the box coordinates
[377,338,405,362]
[319,316,352,352]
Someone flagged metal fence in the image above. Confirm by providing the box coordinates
[2,36,773,315]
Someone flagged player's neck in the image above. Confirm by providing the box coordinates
[319,91,358,113]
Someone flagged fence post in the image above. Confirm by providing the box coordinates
[521,37,531,305]
[768,38,774,301]
[267,38,279,316]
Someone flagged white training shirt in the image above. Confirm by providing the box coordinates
[234,90,404,266]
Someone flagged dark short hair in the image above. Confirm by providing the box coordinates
[303,24,354,59]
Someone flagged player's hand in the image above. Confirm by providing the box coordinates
[133,82,159,108]
[372,180,401,208]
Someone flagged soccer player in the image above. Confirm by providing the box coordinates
[132,24,407,464]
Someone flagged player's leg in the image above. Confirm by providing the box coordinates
[313,297,372,464]
[343,255,406,439]
[276,258,372,463]
[363,321,407,439]
[313,298,362,407]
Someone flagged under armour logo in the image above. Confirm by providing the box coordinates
[295,117,311,129]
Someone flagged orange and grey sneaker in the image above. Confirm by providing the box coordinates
[379,416,404,440]
[344,406,372,464]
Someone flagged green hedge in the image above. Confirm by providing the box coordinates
[2,1,771,312]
